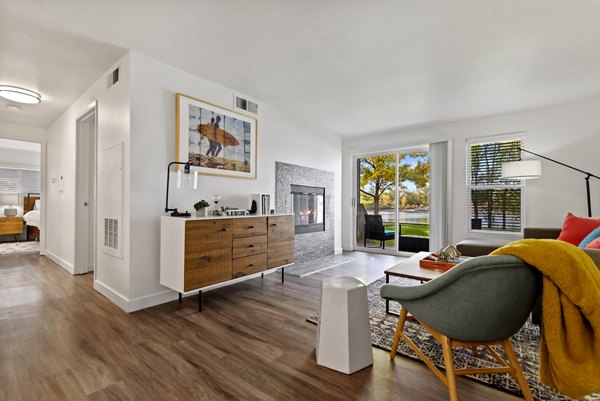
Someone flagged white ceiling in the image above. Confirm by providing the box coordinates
[0,5,126,127]
[2,0,600,136]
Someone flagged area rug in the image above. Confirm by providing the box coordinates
[307,276,600,401]
[0,241,39,255]
[285,254,355,277]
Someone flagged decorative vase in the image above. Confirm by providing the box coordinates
[196,208,208,217]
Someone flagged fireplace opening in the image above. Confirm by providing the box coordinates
[291,184,325,234]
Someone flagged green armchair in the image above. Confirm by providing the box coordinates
[380,255,541,401]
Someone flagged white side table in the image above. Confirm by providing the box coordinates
[316,276,373,374]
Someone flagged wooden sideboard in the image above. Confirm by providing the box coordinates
[160,214,294,310]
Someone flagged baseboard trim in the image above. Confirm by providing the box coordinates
[334,247,343,255]
[93,280,178,313]
[127,290,178,312]
[45,250,74,274]
[93,279,130,312]
[341,244,354,252]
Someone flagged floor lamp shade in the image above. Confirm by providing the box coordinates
[501,160,542,180]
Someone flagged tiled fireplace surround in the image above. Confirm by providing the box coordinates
[275,162,335,263]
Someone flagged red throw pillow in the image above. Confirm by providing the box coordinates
[587,237,600,249]
[557,213,600,246]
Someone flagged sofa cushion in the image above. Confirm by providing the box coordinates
[557,212,600,246]
[456,238,511,257]
[587,238,600,250]
[580,227,600,248]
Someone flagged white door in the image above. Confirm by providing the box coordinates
[75,108,96,274]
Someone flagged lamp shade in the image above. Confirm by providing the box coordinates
[501,160,542,180]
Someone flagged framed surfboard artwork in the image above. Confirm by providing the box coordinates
[176,93,257,179]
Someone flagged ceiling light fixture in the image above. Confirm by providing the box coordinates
[0,85,42,104]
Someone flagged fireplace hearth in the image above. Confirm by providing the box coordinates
[291,184,325,234]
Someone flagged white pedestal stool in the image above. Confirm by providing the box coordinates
[315,276,373,374]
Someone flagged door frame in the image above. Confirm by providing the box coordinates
[74,104,97,274]
[0,134,46,253]
[352,145,429,257]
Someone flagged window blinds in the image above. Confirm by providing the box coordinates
[0,168,41,195]
[468,139,522,232]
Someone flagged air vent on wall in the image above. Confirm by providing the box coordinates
[234,92,258,115]
[104,218,119,250]
[107,67,119,89]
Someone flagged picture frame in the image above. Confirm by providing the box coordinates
[176,93,257,179]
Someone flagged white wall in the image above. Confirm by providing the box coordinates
[0,121,46,143]
[46,52,131,309]
[0,147,41,170]
[342,96,600,249]
[128,51,342,307]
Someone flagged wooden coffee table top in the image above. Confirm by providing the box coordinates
[384,251,445,282]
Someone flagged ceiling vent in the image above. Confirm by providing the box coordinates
[107,67,119,89]
[234,92,258,115]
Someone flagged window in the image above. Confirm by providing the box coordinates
[467,136,523,232]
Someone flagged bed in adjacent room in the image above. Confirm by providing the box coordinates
[23,194,40,241]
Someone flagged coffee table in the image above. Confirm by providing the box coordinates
[384,251,445,315]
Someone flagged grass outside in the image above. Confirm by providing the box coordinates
[364,224,430,248]
[384,224,430,238]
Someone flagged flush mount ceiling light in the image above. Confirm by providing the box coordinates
[0,85,42,104]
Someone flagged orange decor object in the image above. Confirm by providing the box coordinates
[419,256,468,271]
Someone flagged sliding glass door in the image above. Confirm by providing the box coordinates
[356,150,430,254]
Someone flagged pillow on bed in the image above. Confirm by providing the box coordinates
[34,199,40,210]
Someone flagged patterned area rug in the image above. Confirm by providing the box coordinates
[0,241,39,255]
[308,276,600,401]
[285,254,355,277]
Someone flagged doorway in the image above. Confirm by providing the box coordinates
[75,107,96,274]
[0,138,43,255]
[355,149,430,254]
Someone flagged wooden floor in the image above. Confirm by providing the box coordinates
[0,251,521,401]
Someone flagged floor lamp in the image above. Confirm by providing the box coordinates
[165,161,197,217]
[502,148,600,217]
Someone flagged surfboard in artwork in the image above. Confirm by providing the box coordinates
[197,124,240,147]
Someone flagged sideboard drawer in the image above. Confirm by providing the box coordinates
[231,218,268,238]
[232,253,267,278]
[233,235,267,258]
[184,249,232,291]
[267,215,294,241]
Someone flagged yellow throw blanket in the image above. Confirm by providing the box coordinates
[492,239,600,399]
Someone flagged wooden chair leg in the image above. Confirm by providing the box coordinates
[441,336,459,401]
[390,307,408,359]
[471,346,479,357]
[502,340,534,401]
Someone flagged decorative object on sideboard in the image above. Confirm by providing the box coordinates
[176,93,257,179]
[501,147,600,217]
[211,194,221,216]
[194,200,210,217]
[224,209,249,216]
[250,194,271,215]
[164,161,196,217]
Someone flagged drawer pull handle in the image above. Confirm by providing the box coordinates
[270,223,277,227]
[248,264,254,267]
[221,228,227,232]
[248,225,254,229]
[248,244,254,248]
